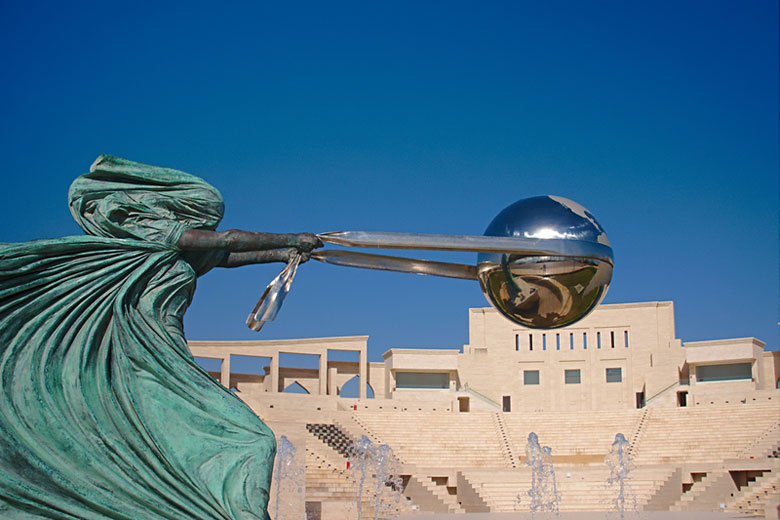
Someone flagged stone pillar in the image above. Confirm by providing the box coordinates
[220,355,230,389]
[319,352,328,396]
[270,355,280,393]
[328,367,338,395]
[359,350,367,399]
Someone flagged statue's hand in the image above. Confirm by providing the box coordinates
[281,248,312,264]
[291,233,323,253]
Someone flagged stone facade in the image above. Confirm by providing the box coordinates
[189,301,779,414]
[186,301,780,519]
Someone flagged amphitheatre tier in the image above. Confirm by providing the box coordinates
[190,301,780,519]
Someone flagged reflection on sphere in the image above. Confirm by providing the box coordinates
[477,196,613,329]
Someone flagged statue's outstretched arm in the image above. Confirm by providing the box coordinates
[177,229,321,267]
[217,248,311,267]
[178,229,321,252]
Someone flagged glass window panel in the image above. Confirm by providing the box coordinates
[395,372,449,389]
[564,369,581,384]
[524,370,540,385]
[606,367,622,383]
[696,363,752,383]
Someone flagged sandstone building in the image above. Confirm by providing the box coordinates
[189,301,780,519]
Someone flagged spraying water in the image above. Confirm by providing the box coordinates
[520,432,560,515]
[605,433,635,519]
[348,436,404,520]
[370,444,404,520]
[272,436,304,520]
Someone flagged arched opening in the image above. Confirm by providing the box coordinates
[338,376,375,398]
[194,357,223,383]
[282,381,310,394]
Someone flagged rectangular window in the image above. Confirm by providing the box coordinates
[395,372,449,389]
[597,332,601,349]
[524,370,540,385]
[583,332,587,350]
[515,334,519,351]
[564,369,581,384]
[610,331,615,348]
[624,330,629,348]
[542,334,547,351]
[529,334,533,351]
[606,368,622,383]
[570,333,574,350]
[696,363,752,383]
[556,333,560,350]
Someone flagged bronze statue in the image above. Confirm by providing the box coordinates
[0,154,320,519]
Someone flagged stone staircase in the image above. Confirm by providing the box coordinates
[405,476,467,514]
[643,467,683,510]
[726,466,780,516]
[464,466,674,512]
[669,470,732,512]
[628,408,650,456]
[305,440,411,518]
[493,413,519,468]
[306,421,420,517]
[458,472,497,511]
[306,423,355,458]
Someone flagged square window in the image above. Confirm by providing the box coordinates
[564,369,581,384]
[524,370,540,385]
[606,368,622,383]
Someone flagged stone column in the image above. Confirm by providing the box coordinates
[319,352,328,395]
[359,350,367,399]
[328,367,338,395]
[270,355,280,393]
[220,355,230,389]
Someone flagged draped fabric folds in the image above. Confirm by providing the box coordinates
[0,155,275,519]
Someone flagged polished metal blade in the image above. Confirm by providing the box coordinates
[246,254,301,331]
[311,250,478,280]
[318,231,613,263]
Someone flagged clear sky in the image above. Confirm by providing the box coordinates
[2,1,778,366]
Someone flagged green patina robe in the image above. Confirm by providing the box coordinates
[0,155,275,519]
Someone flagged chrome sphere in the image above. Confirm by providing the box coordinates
[477,196,613,329]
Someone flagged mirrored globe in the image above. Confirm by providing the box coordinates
[477,196,613,329]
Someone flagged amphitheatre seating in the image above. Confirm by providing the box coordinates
[354,411,507,468]
[631,402,780,465]
[463,466,676,512]
[502,410,642,459]
[304,438,411,518]
[727,469,780,516]
[293,402,780,514]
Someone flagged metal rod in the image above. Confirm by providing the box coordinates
[311,250,478,280]
[318,231,613,263]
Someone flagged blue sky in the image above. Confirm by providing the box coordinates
[1,1,777,365]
